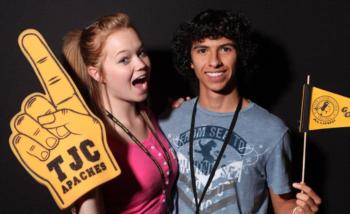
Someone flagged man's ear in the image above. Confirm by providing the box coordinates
[190,62,194,69]
[87,66,103,82]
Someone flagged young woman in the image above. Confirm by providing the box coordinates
[63,13,178,214]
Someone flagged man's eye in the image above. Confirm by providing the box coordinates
[197,48,207,54]
[221,47,232,52]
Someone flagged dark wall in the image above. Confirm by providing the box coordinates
[1,0,349,213]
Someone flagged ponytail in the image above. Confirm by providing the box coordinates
[62,30,90,89]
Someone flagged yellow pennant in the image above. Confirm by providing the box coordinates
[309,87,350,130]
[9,29,121,209]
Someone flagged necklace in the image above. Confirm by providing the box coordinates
[189,97,243,213]
[105,110,173,188]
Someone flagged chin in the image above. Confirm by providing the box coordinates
[135,94,148,102]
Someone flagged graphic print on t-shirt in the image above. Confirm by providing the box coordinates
[171,125,267,212]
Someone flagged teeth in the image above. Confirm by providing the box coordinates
[206,72,223,77]
[134,74,146,80]
[132,75,147,85]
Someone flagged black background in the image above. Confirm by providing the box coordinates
[1,0,349,213]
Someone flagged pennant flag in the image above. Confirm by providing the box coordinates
[300,85,350,131]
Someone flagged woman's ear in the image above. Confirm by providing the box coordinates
[87,66,103,82]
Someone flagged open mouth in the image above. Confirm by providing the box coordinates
[132,75,148,86]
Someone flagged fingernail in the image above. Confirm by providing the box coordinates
[46,137,58,148]
[15,115,25,126]
[41,151,49,160]
[13,135,22,144]
[56,127,69,138]
[38,114,55,124]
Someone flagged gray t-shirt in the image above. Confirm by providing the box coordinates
[159,98,292,214]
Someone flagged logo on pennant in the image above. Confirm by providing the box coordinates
[311,95,339,125]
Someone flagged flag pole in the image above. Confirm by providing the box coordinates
[302,131,307,183]
[301,75,310,184]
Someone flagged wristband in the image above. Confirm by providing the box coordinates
[292,207,298,214]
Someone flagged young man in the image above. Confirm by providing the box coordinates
[160,9,321,213]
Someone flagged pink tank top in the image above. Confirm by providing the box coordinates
[101,119,178,213]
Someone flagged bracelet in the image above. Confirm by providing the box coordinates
[292,207,298,214]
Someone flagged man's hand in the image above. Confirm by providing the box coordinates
[171,96,191,108]
[292,182,322,213]
[9,29,121,209]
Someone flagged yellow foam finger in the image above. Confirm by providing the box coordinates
[14,113,59,149]
[11,29,121,209]
[24,93,56,119]
[11,134,50,161]
[23,93,71,139]
[18,29,87,113]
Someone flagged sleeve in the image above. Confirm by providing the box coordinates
[266,131,292,194]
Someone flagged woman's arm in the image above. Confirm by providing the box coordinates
[72,190,105,214]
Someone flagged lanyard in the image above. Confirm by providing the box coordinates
[189,97,243,213]
[105,110,173,187]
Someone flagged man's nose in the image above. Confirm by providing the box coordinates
[208,52,222,68]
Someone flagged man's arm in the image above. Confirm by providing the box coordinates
[270,182,322,214]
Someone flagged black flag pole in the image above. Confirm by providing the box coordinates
[299,75,312,184]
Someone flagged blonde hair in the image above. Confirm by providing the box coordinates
[62,13,132,120]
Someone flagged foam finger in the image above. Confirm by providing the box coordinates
[24,93,71,139]
[38,109,96,132]
[18,29,87,114]
[14,113,59,149]
[11,134,50,161]
[24,93,56,119]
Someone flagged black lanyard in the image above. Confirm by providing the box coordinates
[105,110,173,188]
[189,97,243,214]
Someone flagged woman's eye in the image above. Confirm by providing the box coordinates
[119,57,130,65]
[138,50,147,58]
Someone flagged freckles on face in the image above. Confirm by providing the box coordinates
[99,28,151,101]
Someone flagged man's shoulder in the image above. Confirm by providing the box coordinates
[245,102,288,132]
[159,98,195,127]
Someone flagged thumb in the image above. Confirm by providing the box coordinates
[39,109,99,134]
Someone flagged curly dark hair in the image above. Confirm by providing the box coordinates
[172,9,256,93]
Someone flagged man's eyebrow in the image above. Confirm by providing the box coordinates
[192,44,208,49]
[219,43,236,47]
